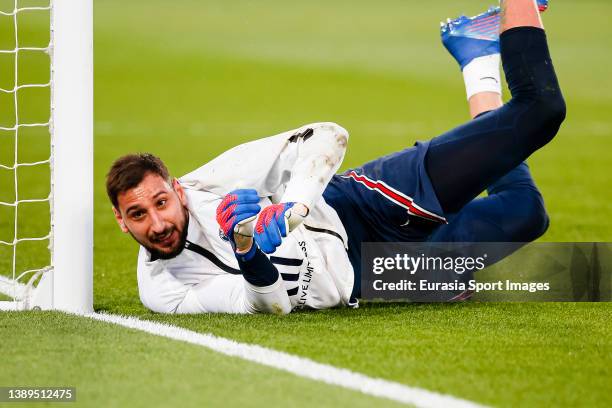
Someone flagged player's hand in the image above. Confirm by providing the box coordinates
[216,189,261,250]
[254,203,308,253]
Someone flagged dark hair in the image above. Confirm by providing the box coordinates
[106,153,170,209]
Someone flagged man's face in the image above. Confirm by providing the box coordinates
[113,173,189,260]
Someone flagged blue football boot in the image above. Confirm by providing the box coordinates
[441,7,501,70]
[441,1,549,70]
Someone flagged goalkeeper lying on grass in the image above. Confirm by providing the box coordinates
[106,0,564,314]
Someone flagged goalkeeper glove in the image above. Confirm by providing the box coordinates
[216,189,261,253]
[254,203,307,253]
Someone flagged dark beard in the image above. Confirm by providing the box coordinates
[142,210,190,261]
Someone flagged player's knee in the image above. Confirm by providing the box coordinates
[508,193,550,242]
[529,93,567,148]
[538,93,566,131]
[529,201,550,240]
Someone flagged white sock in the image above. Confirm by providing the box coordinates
[462,54,502,100]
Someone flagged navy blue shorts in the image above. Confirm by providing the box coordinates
[323,140,446,240]
[323,141,448,298]
[323,142,547,298]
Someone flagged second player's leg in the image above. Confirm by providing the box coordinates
[427,0,565,214]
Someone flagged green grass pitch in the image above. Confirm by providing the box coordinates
[1,1,612,407]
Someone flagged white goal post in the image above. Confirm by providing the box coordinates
[0,0,93,313]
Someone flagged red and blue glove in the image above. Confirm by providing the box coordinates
[216,189,261,251]
[254,203,295,254]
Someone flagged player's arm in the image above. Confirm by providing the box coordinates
[180,272,291,314]
[179,122,349,211]
[279,122,349,209]
[211,189,293,313]
[255,123,349,253]
[137,248,291,315]
[180,122,349,252]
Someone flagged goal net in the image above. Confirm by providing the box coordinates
[0,0,92,312]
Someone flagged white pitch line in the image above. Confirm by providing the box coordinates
[85,312,486,408]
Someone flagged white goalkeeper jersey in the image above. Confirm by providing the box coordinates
[136,123,356,314]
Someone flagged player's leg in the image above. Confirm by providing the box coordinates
[322,0,559,299]
[429,1,550,244]
[425,0,565,214]
[441,0,548,117]
[427,163,548,243]
[323,0,557,244]
[501,0,545,31]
